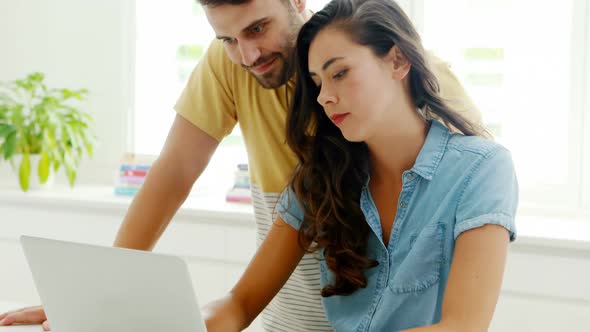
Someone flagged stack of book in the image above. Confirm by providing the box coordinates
[114,153,156,196]
[225,163,252,204]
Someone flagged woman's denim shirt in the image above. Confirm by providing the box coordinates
[277,120,518,332]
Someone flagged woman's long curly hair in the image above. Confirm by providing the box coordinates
[286,0,487,297]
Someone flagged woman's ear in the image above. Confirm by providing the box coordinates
[386,45,411,80]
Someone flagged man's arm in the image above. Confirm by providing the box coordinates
[114,114,219,250]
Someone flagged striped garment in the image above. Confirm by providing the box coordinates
[251,185,333,331]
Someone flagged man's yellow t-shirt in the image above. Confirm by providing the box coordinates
[175,40,480,332]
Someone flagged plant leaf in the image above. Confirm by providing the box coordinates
[53,157,61,172]
[66,167,77,187]
[29,72,44,83]
[0,123,16,138]
[38,151,50,183]
[64,124,77,147]
[84,140,93,158]
[3,131,17,160]
[63,149,77,186]
[46,131,57,150]
[2,72,91,187]
[19,153,31,191]
[64,154,76,186]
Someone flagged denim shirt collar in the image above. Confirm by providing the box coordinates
[363,120,451,188]
[411,120,451,181]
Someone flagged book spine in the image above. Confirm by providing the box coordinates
[118,176,146,185]
[120,164,151,171]
[114,186,140,196]
[121,169,148,177]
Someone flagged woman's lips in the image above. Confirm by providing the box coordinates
[330,113,350,125]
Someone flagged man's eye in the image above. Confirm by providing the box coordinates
[251,24,264,34]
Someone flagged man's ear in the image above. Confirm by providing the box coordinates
[386,45,412,80]
[291,0,306,14]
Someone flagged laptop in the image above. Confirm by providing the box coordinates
[20,236,208,332]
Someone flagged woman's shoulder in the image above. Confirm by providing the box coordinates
[438,133,514,177]
[446,132,508,160]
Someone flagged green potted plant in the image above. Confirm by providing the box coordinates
[0,72,96,191]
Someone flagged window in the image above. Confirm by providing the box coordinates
[133,0,589,214]
[134,0,246,193]
[417,0,589,213]
[133,0,409,194]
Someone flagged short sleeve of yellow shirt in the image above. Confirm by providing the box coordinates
[173,40,298,193]
[174,40,238,142]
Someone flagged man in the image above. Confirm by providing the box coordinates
[0,0,480,331]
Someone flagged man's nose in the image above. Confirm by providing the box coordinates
[238,41,261,67]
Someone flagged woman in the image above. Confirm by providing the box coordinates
[204,0,518,331]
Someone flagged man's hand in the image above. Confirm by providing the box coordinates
[0,305,50,331]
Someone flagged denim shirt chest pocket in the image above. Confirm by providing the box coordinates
[388,222,446,294]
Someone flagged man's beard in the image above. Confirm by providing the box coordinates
[244,52,294,89]
[243,12,301,89]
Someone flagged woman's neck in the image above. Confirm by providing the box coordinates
[367,107,429,183]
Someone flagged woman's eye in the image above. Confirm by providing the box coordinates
[333,69,348,80]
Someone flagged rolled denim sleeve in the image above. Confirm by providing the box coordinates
[454,147,519,241]
[276,186,305,230]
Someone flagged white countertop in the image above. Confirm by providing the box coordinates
[0,185,255,227]
[1,186,590,252]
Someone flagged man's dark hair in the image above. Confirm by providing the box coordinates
[197,0,248,5]
[197,0,290,7]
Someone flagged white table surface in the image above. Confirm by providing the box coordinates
[0,303,43,331]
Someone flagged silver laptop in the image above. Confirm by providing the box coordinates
[20,236,208,332]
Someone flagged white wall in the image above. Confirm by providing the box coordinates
[0,0,134,186]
